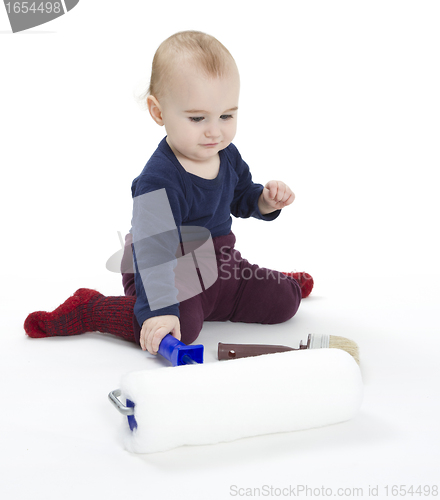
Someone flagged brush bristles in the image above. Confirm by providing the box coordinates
[329,335,360,365]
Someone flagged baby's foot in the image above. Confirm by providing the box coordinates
[24,288,103,338]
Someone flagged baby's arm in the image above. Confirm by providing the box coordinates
[140,315,181,354]
[131,182,188,355]
[258,180,295,215]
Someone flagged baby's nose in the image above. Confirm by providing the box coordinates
[204,125,221,138]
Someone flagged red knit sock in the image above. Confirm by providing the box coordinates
[24,288,137,343]
[282,272,314,298]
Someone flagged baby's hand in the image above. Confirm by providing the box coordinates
[140,315,181,355]
[259,180,295,214]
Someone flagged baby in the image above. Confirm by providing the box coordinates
[23,31,313,354]
[122,31,312,353]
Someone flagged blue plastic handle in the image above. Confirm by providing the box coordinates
[157,334,204,366]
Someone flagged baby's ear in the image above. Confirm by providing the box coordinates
[147,95,164,126]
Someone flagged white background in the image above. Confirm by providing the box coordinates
[1,1,439,499]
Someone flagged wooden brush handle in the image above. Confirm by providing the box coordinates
[217,342,295,360]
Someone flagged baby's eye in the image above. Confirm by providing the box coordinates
[220,114,233,120]
[189,117,204,123]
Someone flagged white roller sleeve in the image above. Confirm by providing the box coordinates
[119,348,363,454]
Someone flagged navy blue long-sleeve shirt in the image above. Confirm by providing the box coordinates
[130,137,280,327]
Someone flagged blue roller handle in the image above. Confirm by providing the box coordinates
[157,334,204,366]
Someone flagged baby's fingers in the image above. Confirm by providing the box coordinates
[276,185,287,203]
[266,181,279,201]
[140,325,150,351]
[149,326,170,355]
[281,190,295,206]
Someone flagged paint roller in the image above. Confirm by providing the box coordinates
[109,334,363,454]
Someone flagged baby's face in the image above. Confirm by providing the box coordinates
[158,62,240,165]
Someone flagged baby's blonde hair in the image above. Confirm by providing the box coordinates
[140,31,237,104]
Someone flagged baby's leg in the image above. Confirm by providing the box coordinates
[24,289,138,343]
[228,263,302,324]
[178,294,205,345]
[206,243,302,325]
[23,288,205,349]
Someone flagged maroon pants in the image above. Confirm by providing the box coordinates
[121,231,301,346]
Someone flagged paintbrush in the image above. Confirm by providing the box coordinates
[218,334,360,364]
